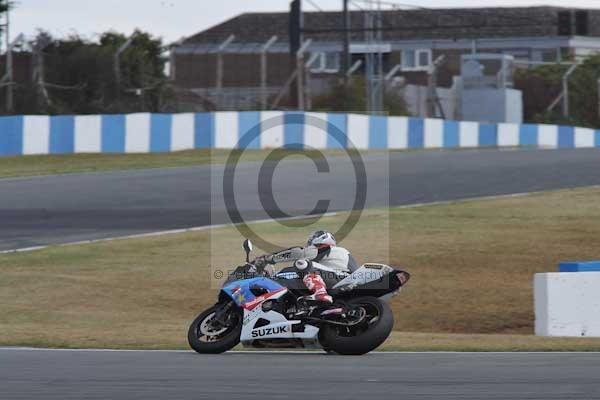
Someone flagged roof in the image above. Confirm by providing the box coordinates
[180,6,597,46]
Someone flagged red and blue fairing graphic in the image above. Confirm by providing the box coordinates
[222,277,286,310]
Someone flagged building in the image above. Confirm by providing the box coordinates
[170,6,600,113]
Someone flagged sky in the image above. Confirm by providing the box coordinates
[7,0,600,45]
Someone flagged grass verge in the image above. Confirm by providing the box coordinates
[1,187,600,350]
[0,149,352,179]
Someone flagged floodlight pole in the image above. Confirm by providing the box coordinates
[342,0,350,86]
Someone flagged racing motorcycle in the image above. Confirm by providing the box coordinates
[188,240,410,355]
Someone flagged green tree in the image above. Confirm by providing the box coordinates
[27,29,168,115]
[514,55,600,128]
[312,77,409,116]
[0,1,8,16]
[0,1,10,37]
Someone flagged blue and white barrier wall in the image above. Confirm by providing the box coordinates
[1,112,600,156]
[535,263,600,337]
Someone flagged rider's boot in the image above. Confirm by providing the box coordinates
[303,273,333,304]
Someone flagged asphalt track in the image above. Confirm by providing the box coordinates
[1,349,600,399]
[1,148,600,251]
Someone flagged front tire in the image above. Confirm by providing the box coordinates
[187,303,242,354]
[319,297,393,355]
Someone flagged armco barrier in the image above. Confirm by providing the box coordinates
[1,112,600,156]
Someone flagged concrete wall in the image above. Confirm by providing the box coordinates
[1,112,600,156]
[535,272,600,337]
[461,88,523,124]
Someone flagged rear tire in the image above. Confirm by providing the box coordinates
[188,304,242,354]
[319,297,393,355]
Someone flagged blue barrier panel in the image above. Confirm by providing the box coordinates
[520,124,538,146]
[408,118,424,148]
[443,120,459,148]
[238,111,261,150]
[284,112,304,149]
[327,113,347,149]
[559,261,600,272]
[101,114,126,153]
[595,130,600,147]
[195,113,214,149]
[558,126,575,148]
[479,123,498,147]
[150,114,172,153]
[0,115,23,156]
[49,115,75,154]
[368,115,388,149]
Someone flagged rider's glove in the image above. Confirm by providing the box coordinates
[255,254,275,267]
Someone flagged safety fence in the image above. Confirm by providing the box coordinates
[1,112,600,156]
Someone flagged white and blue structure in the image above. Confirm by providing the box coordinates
[535,260,600,337]
[1,111,600,156]
[559,261,600,273]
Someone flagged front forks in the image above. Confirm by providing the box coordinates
[212,301,235,327]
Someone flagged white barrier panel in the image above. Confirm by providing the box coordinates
[346,114,369,149]
[74,115,102,153]
[387,116,408,149]
[23,116,50,155]
[215,111,239,149]
[304,112,328,149]
[424,118,444,148]
[125,113,151,153]
[459,121,479,148]
[538,124,558,149]
[497,123,519,147]
[534,272,600,337]
[260,111,284,148]
[575,127,595,148]
[171,113,195,151]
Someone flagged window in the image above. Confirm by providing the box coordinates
[401,49,432,71]
[309,52,340,73]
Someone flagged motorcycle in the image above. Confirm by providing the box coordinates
[188,239,410,355]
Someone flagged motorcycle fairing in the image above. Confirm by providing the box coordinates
[222,277,286,309]
[236,286,320,344]
[332,264,394,290]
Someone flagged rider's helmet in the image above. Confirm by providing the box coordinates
[307,230,336,249]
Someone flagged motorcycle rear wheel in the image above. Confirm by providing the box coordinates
[319,296,393,355]
[188,303,242,354]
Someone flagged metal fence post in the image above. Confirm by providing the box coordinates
[296,39,312,111]
[260,36,278,110]
[216,35,235,110]
[597,79,600,120]
[114,35,135,102]
[562,63,579,118]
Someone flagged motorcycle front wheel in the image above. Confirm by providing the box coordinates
[187,302,242,354]
[319,296,394,355]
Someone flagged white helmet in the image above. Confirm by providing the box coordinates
[307,230,336,249]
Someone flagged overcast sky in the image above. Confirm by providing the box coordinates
[8,0,600,44]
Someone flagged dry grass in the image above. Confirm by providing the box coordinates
[380,332,600,352]
[1,187,600,349]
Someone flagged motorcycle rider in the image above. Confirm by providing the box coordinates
[256,230,359,304]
